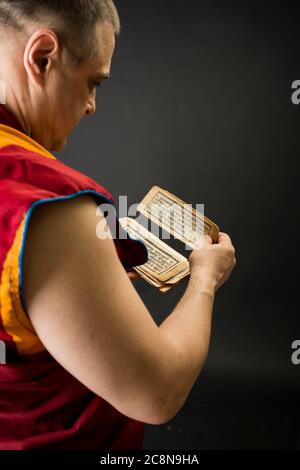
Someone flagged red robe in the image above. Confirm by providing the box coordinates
[0,104,149,450]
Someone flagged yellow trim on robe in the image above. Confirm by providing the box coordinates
[0,215,45,356]
[0,124,56,161]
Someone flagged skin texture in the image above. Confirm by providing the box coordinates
[0,20,114,151]
[22,195,185,425]
[0,19,139,280]
[1,18,236,425]
[1,19,182,424]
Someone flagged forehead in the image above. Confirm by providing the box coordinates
[89,21,116,73]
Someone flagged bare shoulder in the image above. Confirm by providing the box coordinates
[22,193,118,315]
[23,193,112,266]
[21,194,175,424]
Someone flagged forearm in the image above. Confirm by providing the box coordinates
[158,273,216,412]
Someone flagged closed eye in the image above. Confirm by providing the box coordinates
[90,74,111,91]
[89,80,103,92]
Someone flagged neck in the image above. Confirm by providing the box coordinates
[0,70,33,136]
[0,103,23,133]
[3,94,31,137]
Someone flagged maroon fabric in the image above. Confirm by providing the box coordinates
[0,350,146,450]
[0,105,149,450]
[0,104,24,133]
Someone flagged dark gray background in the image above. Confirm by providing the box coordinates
[60,0,299,449]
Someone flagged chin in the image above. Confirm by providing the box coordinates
[51,137,68,152]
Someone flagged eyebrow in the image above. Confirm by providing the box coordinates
[96,73,112,81]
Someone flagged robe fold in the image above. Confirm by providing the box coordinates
[0,104,149,450]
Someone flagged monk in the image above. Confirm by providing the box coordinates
[0,0,236,450]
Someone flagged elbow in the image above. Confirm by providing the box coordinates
[146,340,190,425]
[145,387,188,426]
[147,396,186,426]
[126,390,186,426]
[107,380,186,426]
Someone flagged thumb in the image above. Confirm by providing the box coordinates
[204,234,213,244]
[194,233,212,250]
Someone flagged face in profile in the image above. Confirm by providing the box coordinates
[25,21,116,151]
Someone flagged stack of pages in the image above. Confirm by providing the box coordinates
[120,186,220,293]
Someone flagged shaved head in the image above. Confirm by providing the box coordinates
[0,0,120,62]
[0,1,119,151]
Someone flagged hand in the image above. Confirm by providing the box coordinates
[189,232,236,293]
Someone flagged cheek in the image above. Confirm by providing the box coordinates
[72,87,90,116]
[62,92,88,128]
[53,77,90,130]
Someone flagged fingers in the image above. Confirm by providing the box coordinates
[204,234,213,244]
[194,233,212,250]
[196,232,234,250]
[218,232,233,246]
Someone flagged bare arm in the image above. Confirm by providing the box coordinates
[159,233,236,408]
[23,195,235,425]
[158,278,215,408]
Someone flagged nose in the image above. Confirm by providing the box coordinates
[86,92,96,116]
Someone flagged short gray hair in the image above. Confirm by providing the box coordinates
[0,0,120,61]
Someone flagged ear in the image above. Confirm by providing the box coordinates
[23,30,59,88]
